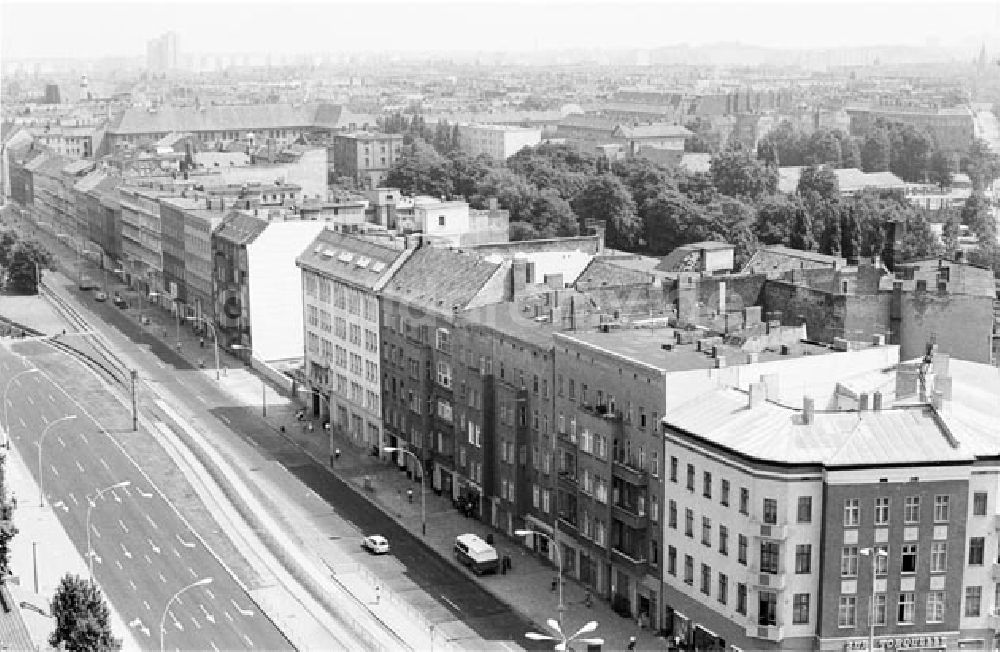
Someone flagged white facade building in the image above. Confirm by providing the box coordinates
[457,123,542,160]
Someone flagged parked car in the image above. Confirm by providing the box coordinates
[113,294,128,309]
[94,291,107,302]
[454,533,498,575]
[78,277,98,291]
[362,535,390,555]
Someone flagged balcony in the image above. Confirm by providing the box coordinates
[751,521,788,540]
[557,429,577,446]
[612,459,649,486]
[749,570,787,592]
[745,625,784,641]
[611,547,648,574]
[612,503,649,530]
[988,610,1000,631]
[558,470,578,489]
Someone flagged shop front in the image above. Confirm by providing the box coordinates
[826,633,954,652]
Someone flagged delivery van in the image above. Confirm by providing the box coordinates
[454,533,499,575]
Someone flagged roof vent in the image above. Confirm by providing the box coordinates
[372,261,386,273]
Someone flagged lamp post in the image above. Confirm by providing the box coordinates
[86,481,130,579]
[860,546,889,652]
[516,527,564,620]
[525,618,603,651]
[3,368,40,448]
[230,345,263,415]
[37,414,78,506]
[384,446,426,536]
[159,577,213,652]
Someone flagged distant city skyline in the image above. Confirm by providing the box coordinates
[3,0,1000,62]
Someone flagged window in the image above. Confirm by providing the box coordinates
[667,546,677,576]
[874,545,889,575]
[738,534,748,565]
[966,586,982,617]
[702,471,712,498]
[839,596,857,628]
[684,555,694,585]
[969,537,985,566]
[719,525,729,556]
[934,495,950,523]
[841,546,859,577]
[897,592,915,624]
[435,328,450,353]
[436,361,452,388]
[931,542,948,572]
[760,541,779,575]
[974,492,988,516]
[926,591,945,623]
[904,496,920,523]
[874,593,887,626]
[685,509,694,537]
[901,543,917,573]
[668,500,677,529]
[686,464,695,491]
[797,496,812,523]
[670,456,678,482]
[718,574,728,604]
[702,517,712,546]
[739,488,749,515]
[701,564,711,595]
[793,594,810,625]
[844,498,860,527]
[795,544,812,574]
[721,479,730,506]
[874,497,890,526]
[737,584,747,615]
[763,498,777,525]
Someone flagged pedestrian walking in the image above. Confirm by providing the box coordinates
[407,488,414,503]
[335,448,341,460]
[374,585,381,605]
[627,635,637,651]
[584,588,592,607]
[199,337,205,348]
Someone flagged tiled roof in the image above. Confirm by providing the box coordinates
[557,114,617,131]
[108,102,355,135]
[382,245,501,313]
[214,212,268,246]
[665,387,970,467]
[615,124,691,139]
[297,230,406,291]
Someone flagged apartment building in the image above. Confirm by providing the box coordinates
[456,123,541,160]
[297,231,410,450]
[331,132,404,189]
[119,186,174,302]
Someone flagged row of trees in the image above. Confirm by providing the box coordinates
[384,129,1000,274]
[0,227,52,294]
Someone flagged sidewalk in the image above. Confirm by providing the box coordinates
[3,440,140,651]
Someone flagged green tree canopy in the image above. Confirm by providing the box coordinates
[861,126,891,172]
[927,150,954,189]
[573,174,640,249]
[710,144,778,200]
[49,574,120,652]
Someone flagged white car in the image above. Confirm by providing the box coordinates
[362,535,390,555]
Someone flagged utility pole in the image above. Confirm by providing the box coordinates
[130,370,138,431]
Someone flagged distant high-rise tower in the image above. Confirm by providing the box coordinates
[80,74,91,101]
[146,31,180,72]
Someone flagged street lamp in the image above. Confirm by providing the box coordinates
[86,481,130,579]
[3,368,40,448]
[159,577,213,652]
[37,414,78,506]
[526,618,603,651]
[516,528,564,619]
[860,547,889,652]
[231,345,264,415]
[384,446,426,536]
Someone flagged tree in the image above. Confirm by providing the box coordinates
[927,150,954,189]
[788,202,817,251]
[894,212,944,263]
[449,151,495,201]
[0,454,16,580]
[529,190,579,239]
[474,169,539,223]
[797,165,840,205]
[861,126,891,172]
[49,574,120,652]
[805,128,842,167]
[641,190,711,255]
[761,120,807,167]
[6,241,51,295]
[683,117,716,153]
[963,138,1000,192]
[710,144,777,200]
[754,194,803,246]
[706,197,759,267]
[509,222,540,242]
[611,157,678,207]
[835,130,862,169]
[888,123,933,182]
[756,139,779,167]
[384,139,454,198]
[573,175,641,249]
[816,199,844,256]
[962,192,996,244]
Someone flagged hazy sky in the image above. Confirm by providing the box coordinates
[3,0,1000,60]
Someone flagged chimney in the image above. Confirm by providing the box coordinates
[872,391,883,411]
[746,352,759,364]
[802,397,815,424]
[931,390,944,410]
[935,375,953,401]
[761,374,780,401]
[872,333,886,346]
[715,356,726,369]
[859,393,869,411]
[749,382,766,408]
[511,258,529,299]
[932,353,950,377]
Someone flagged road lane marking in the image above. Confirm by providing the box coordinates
[68,492,78,505]
[111,490,121,503]
[137,488,153,498]
[190,617,201,630]
[115,560,122,570]
[144,554,152,565]
[120,543,131,559]
[129,579,137,591]
[205,589,215,601]
[242,634,254,648]
[120,485,131,497]
[231,600,253,617]
[48,392,56,403]
[75,460,85,473]
[169,610,183,631]
[39,414,47,425]
[441,595,461,612]
[171,546,180,558]
[79,432,88,444]
[57,435,65,447]
[188,566,197,578]
[224,611,233,622]
[210,642,219,652]
[18,417,25,429]
[50,464,59,476]
[91,524,100,539]
[98,458,109,470]
[199,604,215,624]
[118,519,128,533]
[159,572,167,583]
[176,534,195,548]
[148,538,160,554]
[143,601,151,611]
[25,395,33,405]
[146,515,157,530]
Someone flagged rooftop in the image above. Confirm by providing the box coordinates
[214,212,269,247]
[461,301,560,350]
[297,230,406,290]
[108,102,359,136]
[382,245,501,314]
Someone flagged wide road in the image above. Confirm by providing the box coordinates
[0,346,294,652]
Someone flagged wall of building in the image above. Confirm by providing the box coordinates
[763,280,847,343]
[897,292,994,364]
[462,234,603,257]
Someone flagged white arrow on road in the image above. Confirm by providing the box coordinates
[176,534,195,548]
[90,552,101,566]
[137,488,153,498]
[51,501,69,513]
[91,524,100,539]
[111,489,121,503]
[120,543,132,559]
[127,618,151,638]
[231,600,254,617]
[169,610,183,631]
[146,514,158,530]
[199,604,215,624]
[74,460,84,473]
[68,492,78,506]
[118,519,128,534]
[148,538,161,554]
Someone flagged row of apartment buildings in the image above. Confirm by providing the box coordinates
[294,229,1000,651]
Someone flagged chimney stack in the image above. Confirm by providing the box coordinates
[761,374,780,401]
[859,393,869,411]
[873,391,883,411]
[802,397,815,424]
[749,382,766,408]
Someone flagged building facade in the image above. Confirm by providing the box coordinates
[331,132,404,189]
[456,123,542,160]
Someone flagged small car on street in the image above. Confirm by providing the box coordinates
[94,291,108,302]
[113,294,128,309]
[78,277,98,291]
[361,534,390,555]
